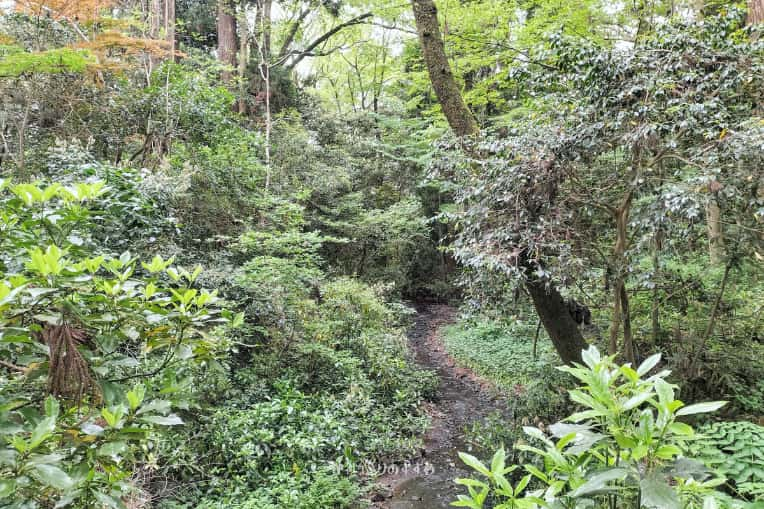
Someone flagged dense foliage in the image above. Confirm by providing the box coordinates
[454,347,739,509]
[0,0,761,508]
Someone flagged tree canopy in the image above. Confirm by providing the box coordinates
[0,0,762,507]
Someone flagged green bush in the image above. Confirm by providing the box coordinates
[687,421,764,500]
[454,346,747,509]
[194,469,359,509]
[157,251,434,506]
[0,179,232,507]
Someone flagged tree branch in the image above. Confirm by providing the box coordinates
[284,12,373,71]
[278,7,312,58]
[0,359,26,373]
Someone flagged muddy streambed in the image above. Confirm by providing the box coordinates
[373,304,509,509]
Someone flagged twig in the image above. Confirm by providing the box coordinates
[0,359,26,373]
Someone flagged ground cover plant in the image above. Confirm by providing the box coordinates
[0,1,762,508]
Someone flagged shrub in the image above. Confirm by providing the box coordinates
[687,421,764,500]
[454,346,745,509]
[194,469,359,509]
[0,179,232,507]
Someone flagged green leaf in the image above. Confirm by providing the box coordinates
[450,498,482,509]
[92,491,123,509]
[135,399,172,416]
[569,468,627,497]
[0,449,17,467]
[524,465,548,483]
[702,496,718,509]
[620,365,639,382]
[569,390,599,410]
[0,479,15,499]
[580,345,601,369]
[126,384,146,411]
[622,391,654,411]
[454,478,489,489]
[98,441,128,458]
[613,432,637,449]
[514,474,531,496]
[567,409,603,422]
[522,426,548,442]
[637,353,661,376]
[0,48,94,77]
[654,379,675,405]
[80,423,105,436]
[44,396,60,419]
[29,416,56,450]
[139,414,184,426]
[632,444,649,461]
[458,452,491,477]
[676,401,727,416]
[655,444,682,460]
[640,476,680,509]
[33,463,74,490]
[668,422,694,436]
[490,448,506,477]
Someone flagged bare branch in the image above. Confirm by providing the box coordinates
[284,12,373,71]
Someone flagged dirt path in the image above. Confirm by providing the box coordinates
[373,304,508,508]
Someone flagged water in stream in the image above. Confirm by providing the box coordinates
[377,305,509,509]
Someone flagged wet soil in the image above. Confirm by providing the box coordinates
[373,304,509,509]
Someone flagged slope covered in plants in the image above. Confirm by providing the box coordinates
[0,1,762,508]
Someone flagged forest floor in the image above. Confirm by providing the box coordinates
[372,304,509,508]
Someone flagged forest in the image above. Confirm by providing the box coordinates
[0,0,762,508]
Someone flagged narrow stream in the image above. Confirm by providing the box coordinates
[376,304,509,509]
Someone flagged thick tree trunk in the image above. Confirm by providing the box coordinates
[526,278,588,366]
[749,0,764,25]
[217,0,238,83]
[410,0,478,137]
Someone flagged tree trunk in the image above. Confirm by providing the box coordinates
[650,228,663,344]
[608,280,622,356]
[620,283,635,364]
[749,0,764,25]
[254,0,272,186]
[147,0,175,68]
[217,0,238,83]
[706,196,724,264]
[149,0,162,72]
[164,0,175,59]
[689,260,733,375]
[608,193,636,364]
[237,6,250,114]
[411,0,585,364]
[410,0,478,137]
[526,278,588,366]
[262,0,271,60]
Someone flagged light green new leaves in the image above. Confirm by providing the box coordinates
[454,345,735,508]
[0,48,94,77]
[26,245,69,277]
